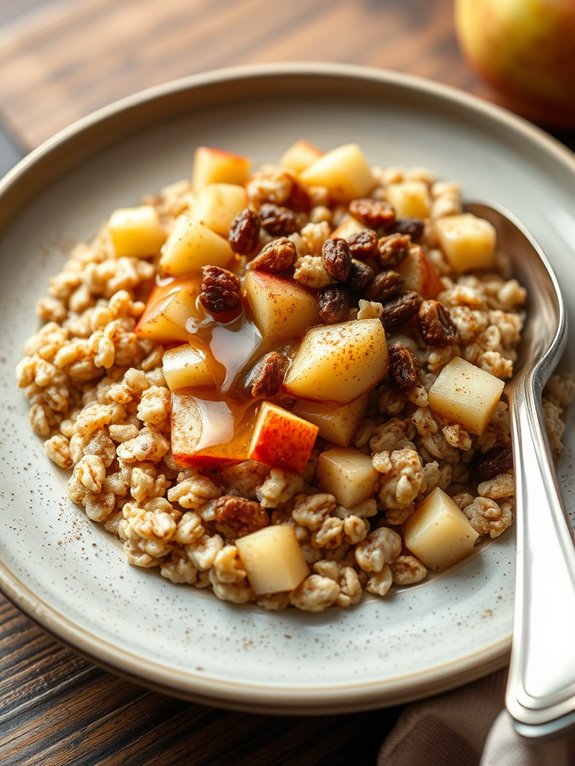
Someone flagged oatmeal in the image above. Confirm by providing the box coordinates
[16,140,573,612]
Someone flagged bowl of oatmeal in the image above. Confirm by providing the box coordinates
[1,64,574,712]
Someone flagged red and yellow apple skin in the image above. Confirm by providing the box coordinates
[396,247,443,300]
[248,402,319,475]
[455,0,575,128]
[171,391,254,469]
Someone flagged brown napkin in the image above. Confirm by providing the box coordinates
[378,669,572,766]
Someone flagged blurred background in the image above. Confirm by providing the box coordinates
[1,0,572,176]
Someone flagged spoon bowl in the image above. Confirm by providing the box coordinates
[467,202,574,738]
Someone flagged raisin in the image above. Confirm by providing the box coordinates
[365,270,404,303]
[259,203,299,236]
[200,265,242,315]
[380,291,422,330]
[347,229,379,259]
[249,351,289,397]
[349,198,396,228]
[377,233,411,268]
[248,237,297,273]
[388,342,420,390]
[472,447,514,482]
[387,217,425,242]
[347,259,374,293]
[417,300,459,346]
[284,178,312,212]
[318,285,350,324]
[229,208,260,254]
[214,495,269,539]
[321,238,352,282]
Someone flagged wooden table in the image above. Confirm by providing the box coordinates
[1,2,573,764]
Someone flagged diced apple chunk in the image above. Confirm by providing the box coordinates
[190,183,248,237]
[162,344,214,390]
[404,487,479,570]
[435,213,496,272]
[283,319,388,403]
[300,144,374,203]
[396,245,443,299]
[108,205,166,258]
[236,525,309,595]
[329,216,366,242]
[428,357,505,436]
[244,270,319,340]
[279,139,323,174]
[171,392,254,468]
[317,447,378,508]
[292,394,368,447]
[248,402,319,474]
[191,146,250,192]
[386,181,431,219]
[159,216,233,276]
[134,278,201,343]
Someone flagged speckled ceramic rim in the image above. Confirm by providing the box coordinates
[1,63,574,714]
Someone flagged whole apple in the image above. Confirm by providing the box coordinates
[455,0,575,128]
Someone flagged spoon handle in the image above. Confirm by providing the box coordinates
[506,375,575,737]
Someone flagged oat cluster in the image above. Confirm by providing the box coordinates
[16,152,574,612]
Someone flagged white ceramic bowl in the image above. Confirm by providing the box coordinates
[1,63,574,713]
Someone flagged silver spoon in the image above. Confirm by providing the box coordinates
[466,202,574,739]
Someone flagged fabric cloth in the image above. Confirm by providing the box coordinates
[378,669,573,766]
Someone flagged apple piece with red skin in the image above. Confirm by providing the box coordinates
[134,277,202,343]
[191,146,250,191]
[396,246,443,299]
[248,402,319,475]
[455,0,575,128]
[171,390,255,469]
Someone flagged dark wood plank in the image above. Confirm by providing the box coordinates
[0,592,399,765]
[0,0,492,149]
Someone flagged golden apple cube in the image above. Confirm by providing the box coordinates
[134,278,201,343]
[283,319,388,403]
[108,205,166,258]
[190,183,249,237]
[248,402,319,475]
[329,216,366,242]
[244,270,319,339]
[300,143,374,203]
[292,394,368,447]
[279,139,323,173]
[404,487,479,570]
[428,357,505,436]
[162,344,214,390]
[171,392,254,469]
[385,181,431,219]
[159,216,233,276]
[317,447,378,508]
[236,525,309,595]
[191,146,250,192]
[435,213,496,272]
